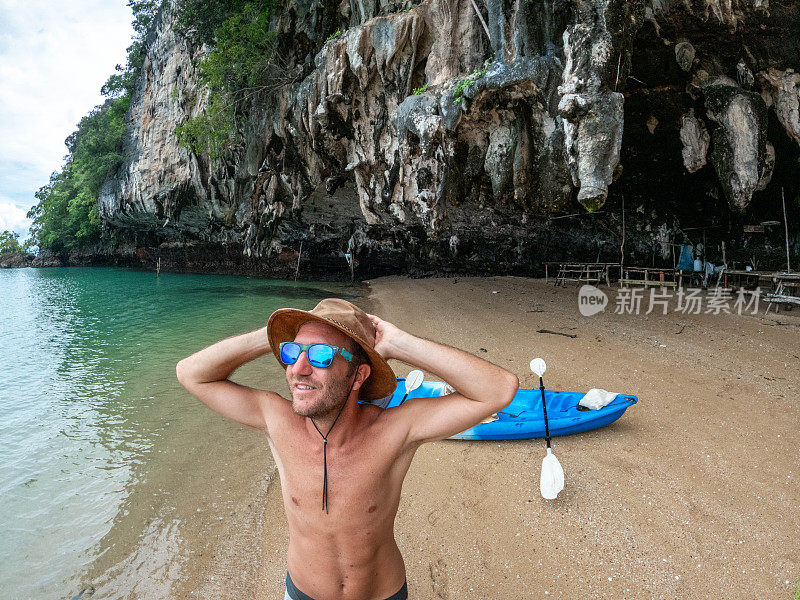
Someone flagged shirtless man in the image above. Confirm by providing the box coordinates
[176,298,519,600]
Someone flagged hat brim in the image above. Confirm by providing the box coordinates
[266,308,397,402]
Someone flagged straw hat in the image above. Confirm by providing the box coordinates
[266,298,396,402]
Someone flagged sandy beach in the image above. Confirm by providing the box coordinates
[184,275,799,600]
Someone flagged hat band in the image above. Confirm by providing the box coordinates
[324,317,360,340]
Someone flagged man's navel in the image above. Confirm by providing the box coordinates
[367,505,377,513]
[291,496,300,506]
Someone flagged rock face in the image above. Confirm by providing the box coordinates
[99,10,210,237]
[0,252,35,268]
[759,68,800,143]
[95,0,800,277]
[679,109,710,173]
[704,80,771,210]
[558,0,642,212]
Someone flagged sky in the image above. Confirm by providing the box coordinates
[0,0,134,242]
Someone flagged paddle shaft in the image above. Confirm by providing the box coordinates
[538,376,551,448]
[399,393,409,405]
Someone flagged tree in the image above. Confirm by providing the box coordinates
[0,230,23,255]
[174,1,289,158]
[27,97,127,251]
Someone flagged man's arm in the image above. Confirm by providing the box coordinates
[367,314,519,444]
[175,328,278,431]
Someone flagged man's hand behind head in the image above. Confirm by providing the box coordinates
[366,313,407,361]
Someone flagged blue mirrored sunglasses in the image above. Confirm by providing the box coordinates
[279,342,354,368]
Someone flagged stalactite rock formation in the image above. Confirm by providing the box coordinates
[94,0,800,276]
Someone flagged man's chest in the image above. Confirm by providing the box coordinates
[267,426,411,519]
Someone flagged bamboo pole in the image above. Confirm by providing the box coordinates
[349,253,354,282]
[702,230,706,265]
[783,188,791,273]
[294,241,303,281]
[619,196,625,268]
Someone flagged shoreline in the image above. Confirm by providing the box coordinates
[84,274,799,599]
[70,275,368,600]
[0,258,527,282]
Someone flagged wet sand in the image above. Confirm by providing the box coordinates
[186,276,799,600]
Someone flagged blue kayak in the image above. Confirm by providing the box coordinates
[386,379,638,440]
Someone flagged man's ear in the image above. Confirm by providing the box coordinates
[352,363,371,391]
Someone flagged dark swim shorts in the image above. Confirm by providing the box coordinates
[285,571,408,600]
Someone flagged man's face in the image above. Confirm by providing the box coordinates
[285,322,357,419]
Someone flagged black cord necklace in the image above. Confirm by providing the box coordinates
[309,373,357,513]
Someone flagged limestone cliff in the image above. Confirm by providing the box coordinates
[95,0,800,278]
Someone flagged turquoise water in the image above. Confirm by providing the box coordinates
[0,267,353,599]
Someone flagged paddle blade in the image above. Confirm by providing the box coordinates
[405,370,424,394]
[530,358,547,377]
[540,448,564,500]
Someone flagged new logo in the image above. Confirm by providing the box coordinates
[578,285,608,317]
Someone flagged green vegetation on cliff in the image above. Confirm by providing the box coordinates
[174,0,286,159]
[0,230,25,255]
[27,98,130,251]
[26,1,162,253]
[103,1,162,99]
[25,0,287,250]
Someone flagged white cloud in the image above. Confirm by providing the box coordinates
[0,194,32,238]
[0,0,134,236]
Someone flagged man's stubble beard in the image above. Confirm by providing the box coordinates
[290,372,355,420]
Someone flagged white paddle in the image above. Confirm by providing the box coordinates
[400,369,424,404]
[530,358,564,500]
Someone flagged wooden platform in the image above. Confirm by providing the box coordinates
[765,273,800,313]
[718,269,772,290]
[544,262,621,287]
[618,267,683,288]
